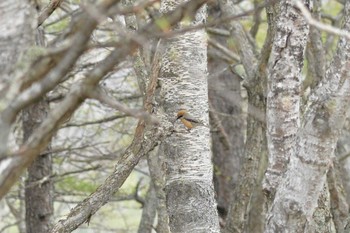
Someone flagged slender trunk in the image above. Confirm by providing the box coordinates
[148,146,170,233]
[208,50,244,224]
[24,99,53,233]
[137,184,157,233]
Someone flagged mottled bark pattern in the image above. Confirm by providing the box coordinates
[23,99,53,233]
[327,164,349,233]
[159,1,220,232]
[264,0,309,197]
[266,1,350,232]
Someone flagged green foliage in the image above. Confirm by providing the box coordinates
[57,176,97,193]
[322,0,342,16]
[45,17,70,33]
[155,17,171,31]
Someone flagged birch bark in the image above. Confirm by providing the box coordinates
[159,1,220,232]
[265,1,350,232]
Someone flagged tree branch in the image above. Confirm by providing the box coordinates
[38,0,65,26]
[295,0,350,40]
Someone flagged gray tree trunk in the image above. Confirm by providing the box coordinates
[23,99,53,233]
[264,0,309,198]
[208,46,244,224]
[159,1,220,232]
[22,20,54,233]
[137,183,157,233]
[0,0,36,155]
[265,1,350,232]
[220,0,269,232]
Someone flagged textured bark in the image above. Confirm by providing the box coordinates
[327,163,349,233]
[123,0,149,97]
[24,100,53,233]
[337,121,350,206]
[264,0,309,198]
[306,183,336,233]
[304,0,325,92]
[23,22,54,233]
[265,1,350,232]
[244,4,279,231]
[159,1,220,232]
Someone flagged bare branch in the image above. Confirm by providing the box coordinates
[38,0,65,26]
[88,88,158,124]
[0,0,208,227]
[208,38,241,63]
[63,114,127,128]
[295,0,350,40]
[0,0,124,156]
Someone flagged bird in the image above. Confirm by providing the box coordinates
[176,109,206,130]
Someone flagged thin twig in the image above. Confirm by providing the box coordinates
[88,88,159,124]
[208,38,241,62]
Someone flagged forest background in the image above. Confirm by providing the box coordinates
[1,0,350,233]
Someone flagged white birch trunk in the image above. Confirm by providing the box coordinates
[159,1,220,232]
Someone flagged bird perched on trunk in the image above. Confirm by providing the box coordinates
[176,109,206,130]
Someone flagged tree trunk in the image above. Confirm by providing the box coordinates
[208,48,244,224]
[265,1,350,232]
[148,146,171,233]
[137,183,157,233]
[159,1,220,232]
[221,0,273,231]
[23,99,53,233]
[0,0,36,155]
[264,0,309,199]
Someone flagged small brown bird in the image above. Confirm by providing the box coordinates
[176,109,205,130]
